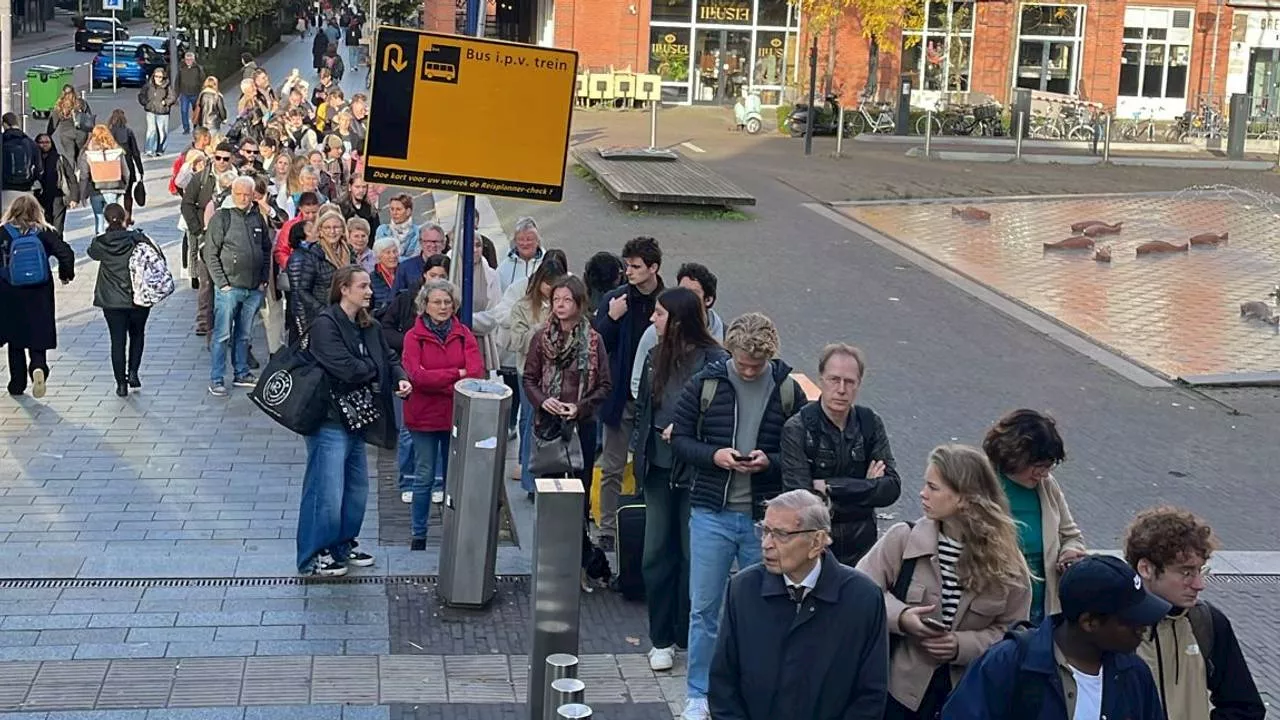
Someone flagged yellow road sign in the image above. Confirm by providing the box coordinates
[363,27,579,202]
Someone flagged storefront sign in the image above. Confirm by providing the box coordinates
[652,32,690,56]
[756,36,784,58]
[698,1,751,23]
[1242,11,1280,46]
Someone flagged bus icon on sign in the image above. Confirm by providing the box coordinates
[421,43,461,84]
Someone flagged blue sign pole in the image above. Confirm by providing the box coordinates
[458,0,483,327]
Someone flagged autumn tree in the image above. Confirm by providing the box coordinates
[789,0,924,98]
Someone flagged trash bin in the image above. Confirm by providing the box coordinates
[26,66,73,119]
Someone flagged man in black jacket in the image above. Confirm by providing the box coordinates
[671,312,802,720]
[781,343,900,566]
[2,113,41,207]
[1123,506,1265,720]
[181,144,233,335]
[175,52,205,135]
[203,176,270,397]
[710,489,887,720]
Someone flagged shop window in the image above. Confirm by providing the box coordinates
[1117,6,1192,100]
[649,26,692,82]
[1020,4,1080,37]
[753,30,793,86]
[1016,3,1084,93]
[652,0,693,23]
[756,0,794,28]
[901,0,973,92]
[696,0,753,25]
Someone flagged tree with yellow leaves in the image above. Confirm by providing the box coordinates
[789,0,926,96]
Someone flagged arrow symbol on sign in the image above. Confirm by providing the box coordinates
[383,44,408,72]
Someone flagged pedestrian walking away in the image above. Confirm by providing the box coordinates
[46,85,92,163]
[1122,507,1266,720]
[709,490,889,720]
[632,286,726,670]
[781,343,901,566]
[0,194,76,398]
[401,279,485,548]
[982,409,1087,626]
[107,110,144,227]
[942,555,1169,720]
[297,265,409,577]
[88,204,157,397]
[856,444,1032,720]
[3,113,42,211]
[77,125,130,236]
[138,68,177,156]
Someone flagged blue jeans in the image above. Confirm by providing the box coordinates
[211,287,263,385]
[89,192,121,236]
[296,422,368,571]
[687,506,761,700]
[517,376,534,493]
[145,111,170,154]
[409,430,450,538]
[394,397,415,492]
[178,93,197,133]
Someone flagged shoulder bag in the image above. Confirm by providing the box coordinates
[249,330,330,435]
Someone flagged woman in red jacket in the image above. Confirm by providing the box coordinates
[401,278,485,550]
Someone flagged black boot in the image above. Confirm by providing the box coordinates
[127,372,141,388]
[115,382,129,397]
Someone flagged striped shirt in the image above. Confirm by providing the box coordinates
[937,533,965,627]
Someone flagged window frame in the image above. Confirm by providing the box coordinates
[901,0,976,94]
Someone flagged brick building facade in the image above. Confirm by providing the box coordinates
[418,0,1280,117]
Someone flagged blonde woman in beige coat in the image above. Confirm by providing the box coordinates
[983,408,1086,625]
[856,444,1031,720]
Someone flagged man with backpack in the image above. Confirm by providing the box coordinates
[203,176,270,397]
[2,113,41,211]
[670,312,803,720]
[942,555,1168,720]
[780,343,900,566]
[1123,507,1266,720]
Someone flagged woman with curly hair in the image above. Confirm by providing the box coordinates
[857,444,1031,720]
[982,408,1086,625]
[46,84,91,161]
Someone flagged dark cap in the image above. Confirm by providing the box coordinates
[1060,555,1171,626]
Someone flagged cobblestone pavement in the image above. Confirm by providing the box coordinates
[839,193,1280,382]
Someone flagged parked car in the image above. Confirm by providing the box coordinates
[91,41,165,88]
[75,16,129,51]
[130,34,187,62]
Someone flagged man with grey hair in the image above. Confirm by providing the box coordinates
[176,52,206,135]
[496,216,543,291]
[709,488,888,720]
[392,222,447,295]
[204,175,270,397]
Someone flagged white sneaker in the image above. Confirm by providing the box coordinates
[431,490,444,504]
[647,645,675,671]
[400,491,412,504]
[680,698,709,720]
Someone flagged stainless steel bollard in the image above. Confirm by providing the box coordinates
[835,105,844,157]
[438,379,513,608]
[545,678,585,720]
[1103,113,1113,164]
[556,705,592,719]
[1015,111,1024,160]
[924,109,933,158]
[649,99,658,149]
[526,478,585,720]
[541,654,580,720]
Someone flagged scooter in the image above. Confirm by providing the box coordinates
[733,89,764,134]
[785,93,854,137]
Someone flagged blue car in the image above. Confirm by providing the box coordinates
[91,42,164,89]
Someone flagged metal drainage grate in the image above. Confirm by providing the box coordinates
[1206,574,1280,584]
[0,574,534,590]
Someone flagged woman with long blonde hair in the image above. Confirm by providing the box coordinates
[857,443,1031,720]
[46,84,91,160]
[286,208,353,337]
[0,195,76,398]
[195,75,227,132]
[76,125,129,235]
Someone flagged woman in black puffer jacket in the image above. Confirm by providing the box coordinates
[286,208,352,341]
[87,203,155,398]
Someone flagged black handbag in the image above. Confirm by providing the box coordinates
[332,384,380,432]
[249,333,329,435]
[530,415,584,477]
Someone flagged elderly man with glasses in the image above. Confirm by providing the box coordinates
[709,488,888,720]
[181,142,237,336]
[392,222,447,295]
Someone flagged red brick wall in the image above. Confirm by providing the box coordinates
[972,2,1015,103]
[555,0,646,72]
[421,0,454,33]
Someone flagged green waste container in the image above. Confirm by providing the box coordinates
[26,65,74,119]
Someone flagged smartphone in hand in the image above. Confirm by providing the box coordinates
[922,617,949,632]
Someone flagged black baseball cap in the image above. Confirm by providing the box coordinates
[1059,555,1171,625]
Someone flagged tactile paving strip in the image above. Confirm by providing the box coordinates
[840,193,1280,382]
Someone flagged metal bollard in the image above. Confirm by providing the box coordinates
[1015,111,1024,160]
[541,654,580,720]
[649,100,658,150]
[556,705,592,719]
[924,109,933,158]
[835,105,844,157]
[546,678,585,719]
[526,478,585,720]
[1103,113,1112,164]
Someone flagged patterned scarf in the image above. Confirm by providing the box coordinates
[424,316,452,345]
[539,318,596,401]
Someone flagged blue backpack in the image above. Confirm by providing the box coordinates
[1,225,51,287]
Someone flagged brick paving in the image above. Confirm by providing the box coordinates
[839,193,1280,382]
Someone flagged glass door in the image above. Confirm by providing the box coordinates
[1248,48,1280,116]
[692,29,751,104]
[1015,39,1077,93]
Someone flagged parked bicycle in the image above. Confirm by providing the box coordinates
[943,102,1005,137]
[849,100,896,135]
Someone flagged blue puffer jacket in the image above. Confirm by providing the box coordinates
[670,357,800,519]
[942,617,1163,720]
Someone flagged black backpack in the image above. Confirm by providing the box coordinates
[2,135,38,187]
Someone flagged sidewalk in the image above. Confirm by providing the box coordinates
[9,10,80,60]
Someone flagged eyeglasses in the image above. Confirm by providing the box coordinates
[753,522,821,543]
[427,298,454,307]
[243,149,259,155]
[1174,565,1212,582]
[214,155,232,162]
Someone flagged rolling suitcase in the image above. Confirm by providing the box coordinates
[613,494,646,601]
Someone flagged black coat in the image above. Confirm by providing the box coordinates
[592,278,663,426]
[138,81,176,115]
[377,278,421,354]
[287,242,345,338]
[109,126,144,185]
[338,194,380,236]
[709,551,889,720]
[312,31,329,69]
[308,304,406,449]
[46,100,90,161]
[781,402,901,524]
[35,148,78,205]
[671,357,801,519]
[0,225,76,350]
[87,228,144,308]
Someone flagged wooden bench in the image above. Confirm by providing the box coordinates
[573,147,756,208]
